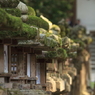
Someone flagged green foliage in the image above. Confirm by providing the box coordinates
[26,16,49,30]
[4,8,21,17]
[28,6,36,16]
[58,25,66,37]
[0,0,19,8]
[22,0,74,24]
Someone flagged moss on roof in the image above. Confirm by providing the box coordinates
[0,8,22,29]
[0,8,8,25]
[0,8,37,38]
[22,23,37,38]
[45,48,68,59]
[28,6,36,16]
[4,8,21,17]
[0,24,37,39]
[7,14,22,30]
[26,16,49,30]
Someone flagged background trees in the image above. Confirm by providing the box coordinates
[21,0,74,24]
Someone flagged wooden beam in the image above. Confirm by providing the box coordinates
[40,62,46,85]
[8,46,11,73]
[17,47,23,53]
[31,48,34,53]
[0,44,4,73]
[12,39,18,45]
[34,50,42,55]
[17,45,55,51]
[0,39,3,44]
[24,47,31,53]
[3,39,12,45]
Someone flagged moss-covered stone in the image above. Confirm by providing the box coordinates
[16,1,28,14]
[43,36,59,48]
[40,32,61,48]
[28,6,36,16]
[45,48,68,58]
[27,16,49,30]
[56,48,68,58]
[68,52,77,58]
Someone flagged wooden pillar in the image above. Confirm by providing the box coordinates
[59,61,63,74]
[30,54,36,78]
[18,53,24,76]
[40,62,46,85]
[54,59,58,71]
[0,44,4,73]
[52,59,58,71]
[36,62,40,84]
[8,46,11,73]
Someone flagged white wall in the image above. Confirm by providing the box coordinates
[77,0,95,83]
[77,0,95,33]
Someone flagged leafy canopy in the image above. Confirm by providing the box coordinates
[21,0,74,24]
